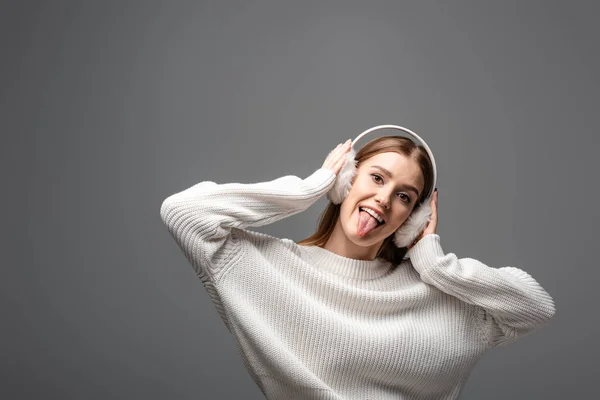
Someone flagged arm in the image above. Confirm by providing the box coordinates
[160,168,336,281]
[407,234,556,347]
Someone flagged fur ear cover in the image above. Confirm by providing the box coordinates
[393,201,432,248]
[326,147,357,204]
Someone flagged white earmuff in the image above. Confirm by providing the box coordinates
[326,125,438,248]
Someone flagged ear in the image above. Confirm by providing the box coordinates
[326,147,357,204]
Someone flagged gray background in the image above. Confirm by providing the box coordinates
[3,1,598,399]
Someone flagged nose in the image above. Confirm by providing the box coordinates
[374,189,392,210]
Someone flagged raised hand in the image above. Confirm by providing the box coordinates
[322,139,352,176]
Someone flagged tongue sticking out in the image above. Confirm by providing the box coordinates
[357,210,379,236]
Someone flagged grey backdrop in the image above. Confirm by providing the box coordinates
[3,1,598,399]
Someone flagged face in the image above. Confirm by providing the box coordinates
[339,151,425,249]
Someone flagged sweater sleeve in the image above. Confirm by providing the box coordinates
[160,167,336,281]
[407,234,556,348]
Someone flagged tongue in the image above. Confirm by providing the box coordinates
[357,210,379,236]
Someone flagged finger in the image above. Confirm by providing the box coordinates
[326,141,351,168]
[337,139,351,150]
[329,145,343,159]
[327,144,343,160]
[430,205,437,221]
[334,154,348,169]
[340,144,353,159]
[332,146,349,163]
[334,141,349,154]
[327,145,341,159]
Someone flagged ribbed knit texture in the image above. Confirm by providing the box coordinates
[160,168,555,400]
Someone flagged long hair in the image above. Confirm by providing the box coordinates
[297,136,435,265]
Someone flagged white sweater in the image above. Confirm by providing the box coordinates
[160,167,555,400]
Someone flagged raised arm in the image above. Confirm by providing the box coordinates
[408,234,556,347]
[160,168,335,280]
[159,139,352,281]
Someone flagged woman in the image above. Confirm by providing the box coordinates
[160,127,555,399]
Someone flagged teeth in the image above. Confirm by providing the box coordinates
[359,207,384,224]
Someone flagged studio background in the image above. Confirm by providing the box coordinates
[3,1,598,399]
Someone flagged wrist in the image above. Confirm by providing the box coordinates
[406,234,444,273]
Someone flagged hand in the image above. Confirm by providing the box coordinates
[322,139,352,175]
[408,189,438,250]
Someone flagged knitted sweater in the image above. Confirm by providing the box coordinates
[159,167,555,400]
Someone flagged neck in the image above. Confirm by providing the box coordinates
[323,218,384,261]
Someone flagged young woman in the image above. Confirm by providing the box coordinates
[160,126,555,399]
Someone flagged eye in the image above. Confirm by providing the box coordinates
[397,193,411,204]
[371,174,384,184]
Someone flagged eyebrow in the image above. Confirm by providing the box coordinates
[370,165,421,197]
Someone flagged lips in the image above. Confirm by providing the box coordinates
[358,206,385,225]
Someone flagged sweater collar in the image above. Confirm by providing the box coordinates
[300,245,393,280]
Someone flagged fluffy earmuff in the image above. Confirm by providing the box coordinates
[326,144,432,248]
[326,147,358,204]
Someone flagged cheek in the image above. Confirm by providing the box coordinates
[348,176,369,195]
[342,203,360,227]
[341,187,362,212]
[338,201,352,227]
[387,210,411,231]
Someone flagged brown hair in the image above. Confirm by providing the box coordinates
[296,136,435,265]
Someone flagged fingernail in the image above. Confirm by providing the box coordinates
[346,139,351,144]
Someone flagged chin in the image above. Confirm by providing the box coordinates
[343,224,387,247]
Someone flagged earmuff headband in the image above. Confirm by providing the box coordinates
[351,125,437,200]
